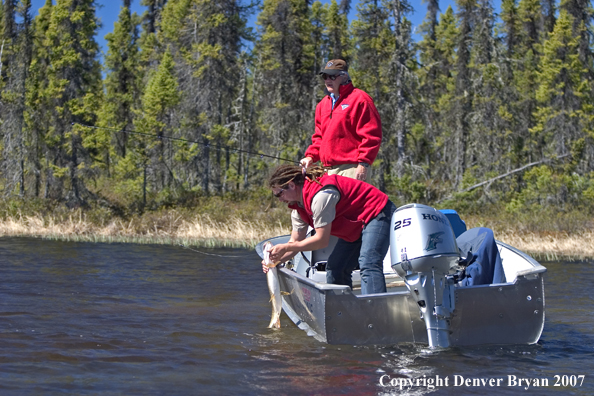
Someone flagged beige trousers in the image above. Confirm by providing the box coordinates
[326,164,371,182]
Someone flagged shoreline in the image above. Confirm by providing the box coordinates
[0,214,592,261]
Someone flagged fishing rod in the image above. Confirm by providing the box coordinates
[72,122,299,164]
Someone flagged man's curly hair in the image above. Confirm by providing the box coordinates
[268,164,328,188]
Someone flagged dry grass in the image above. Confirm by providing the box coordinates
[1,209,593,260]
[462,214,594,261]
[496,230,594,261]
[0,211,289,248]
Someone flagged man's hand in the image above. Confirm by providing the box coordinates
[300,157,314,169]
[269,243,289,263]
[355,164,368,181]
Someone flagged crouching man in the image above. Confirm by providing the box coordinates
[263,164,395,295]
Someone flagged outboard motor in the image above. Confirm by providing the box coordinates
[390,204,460,348]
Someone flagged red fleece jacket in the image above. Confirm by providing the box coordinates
[289,174,388,242]
[304,83,382,167]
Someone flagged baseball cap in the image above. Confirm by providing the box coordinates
[319,59,348,76]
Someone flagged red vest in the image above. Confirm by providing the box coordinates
[289,174,388,242]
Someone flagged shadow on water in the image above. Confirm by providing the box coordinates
[0,237,592,395]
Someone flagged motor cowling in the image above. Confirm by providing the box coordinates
[390,204,459,277]
[389,204,460,348]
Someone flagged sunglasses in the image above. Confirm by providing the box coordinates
[273,188,285,198]
[321,74,341,81]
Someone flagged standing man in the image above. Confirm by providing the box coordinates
[300,59,382,182]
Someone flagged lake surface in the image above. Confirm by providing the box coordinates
[0,237,592,395]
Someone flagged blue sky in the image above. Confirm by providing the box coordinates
[28,0,481,61]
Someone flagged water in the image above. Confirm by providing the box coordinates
[0,237,592,395]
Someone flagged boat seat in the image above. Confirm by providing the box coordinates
[439,209,467,238]
[456,227,506,286]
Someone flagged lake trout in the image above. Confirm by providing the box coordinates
[263,241,282,329]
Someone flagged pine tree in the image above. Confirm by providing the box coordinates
[421,5,458,184]
[387,0,414,179]
[468,0,501,182]
[351,0,393,189]
[560,0,594,76]
[324,0,350,60]
[254,0,316,174]
[0,0,16,82]
[542,0,556,33]
[0,0,33,197]
[43,0,103,205]
[134,48,179,207]
[101,1,142,166]
[159,0,249,195]
[533,10,586,159]
[453,0,476,188]
[24,0,53,198]
[497,0,522,177]
[141,0,168,35]
[228,52,256,190]
[417,0,441,165]
[504,0,543,170]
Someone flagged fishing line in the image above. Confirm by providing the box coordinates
[72,122,299,164]
[179,244,254,258]
[73,122,294,256]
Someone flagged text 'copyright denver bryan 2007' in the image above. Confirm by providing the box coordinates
[378,374,586,391]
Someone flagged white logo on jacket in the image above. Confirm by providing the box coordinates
[341,104,349,110]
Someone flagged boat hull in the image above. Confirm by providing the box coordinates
[275,241,545,346]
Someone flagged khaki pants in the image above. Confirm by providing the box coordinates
[327,164,371,182]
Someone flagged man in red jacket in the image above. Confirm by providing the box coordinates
[264,164,396,295]
[300,59,382,182]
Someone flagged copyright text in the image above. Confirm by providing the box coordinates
[379,374,586,391]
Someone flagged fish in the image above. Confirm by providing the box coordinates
[263,241,282,329]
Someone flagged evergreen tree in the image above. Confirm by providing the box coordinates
[542,0,556,33]
[417,0,441,167]
[351,0,393,189]
[453,0,476,187]
[141,0,168,35]
[24,0,53,197]
[497,0,522,178]
[0,0,16,82]
[228,51,256,190]
[254,0,316,171]
[421,5,458,184]
[160,0,249,194]
[387,0,414,179]
[324,0,350,61]
[134,48,179,206]
[429,7,459,185]
[468,0,502,182]
[560,0,594,75]
[533,10,586,159]
[0,0,33,197]
[101,1,142,166]
[505,0,543,170]
[43,0,103,205]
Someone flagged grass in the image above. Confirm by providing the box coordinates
[461,212,594,261]
[0,196,593,260]
[0,210,289,248]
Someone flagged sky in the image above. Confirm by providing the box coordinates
[27,0,478,62]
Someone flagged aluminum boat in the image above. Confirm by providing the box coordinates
[255,204,546,347]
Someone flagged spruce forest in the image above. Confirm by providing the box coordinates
[1,0,594,229]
